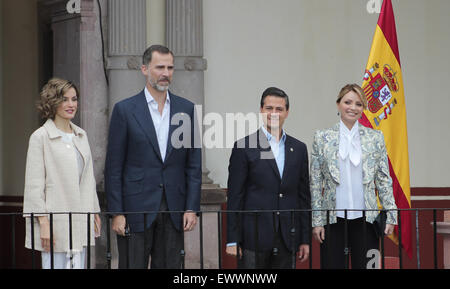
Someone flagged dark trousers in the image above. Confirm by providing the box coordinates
[117,195,183,269]
[320,217,379,269]
[238,228,294,269]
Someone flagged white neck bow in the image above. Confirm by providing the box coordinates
[338,121,361,166]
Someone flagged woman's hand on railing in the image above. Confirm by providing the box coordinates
[312,226,325,243]
[38,216,54,252]
[94,214,101,238]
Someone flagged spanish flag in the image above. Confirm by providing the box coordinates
[359,0,412,258]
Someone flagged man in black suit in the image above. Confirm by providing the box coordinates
[105,45,201,269]
[226,87,311,269]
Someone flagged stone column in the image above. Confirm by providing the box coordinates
[107,0,147,113]
[102,0,148,269]
[166,0,226,269]
[49,0,108,183]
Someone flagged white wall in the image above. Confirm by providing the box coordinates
[203,0,450,188]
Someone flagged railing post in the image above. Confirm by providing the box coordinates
[380,210,385,270]
[181,211,185,269]
[236,211,241,268]
[69,212,73,269]
[290,211,296,269]
[217,211,222,269]
[180,248,186,269]
[323,209,330,269]
[254,212,259,268]
[398,209,402,269]
[415,209,421,269]
[199,211,204,269]
[309,209,313,269]
[87,213,91,269]
[143,212,147,268]
[272,211,278,261]
[344,210,349,269]
[362,210,367,268]
[106,214,112,269]
[433,209,438,269]
[31,213,35,269]
[50,213,54,269]
[11,214,16,269]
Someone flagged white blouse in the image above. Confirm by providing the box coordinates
[335,120,365,220]
[58,129,84,182]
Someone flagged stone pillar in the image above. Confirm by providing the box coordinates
[107,0,147,112]
[101,0,148,269]
[49,0,108,183]
[166,0,226,269]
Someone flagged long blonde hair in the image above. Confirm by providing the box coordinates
[336,83,367,109]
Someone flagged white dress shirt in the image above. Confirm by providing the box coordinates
[261,126,286,178]
[145,87,170,162]
[335,120,365,219]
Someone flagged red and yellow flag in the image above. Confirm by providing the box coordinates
[359,0,412,258]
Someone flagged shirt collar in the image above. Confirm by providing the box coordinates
[44,118,84,139]
[339,119,359,137]
[144,86,170,105]
[261,126,286,143]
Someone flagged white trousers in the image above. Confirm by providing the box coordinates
[41,247,86,269]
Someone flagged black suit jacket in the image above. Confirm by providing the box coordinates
[226,129,311,251]
[105,90,201,233]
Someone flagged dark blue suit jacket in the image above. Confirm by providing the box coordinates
[105,90,201,233]
[226,129,311,251]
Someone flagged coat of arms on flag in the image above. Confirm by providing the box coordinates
[363,62,399,126]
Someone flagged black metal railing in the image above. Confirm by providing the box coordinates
[1,208,449,269]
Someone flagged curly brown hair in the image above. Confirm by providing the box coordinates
[37,78,80,120]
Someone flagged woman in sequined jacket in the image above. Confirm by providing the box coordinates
[310,83,397,269]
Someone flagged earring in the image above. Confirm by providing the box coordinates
[337,112,340,116]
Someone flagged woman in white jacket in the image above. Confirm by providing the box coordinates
[23,78,101,269]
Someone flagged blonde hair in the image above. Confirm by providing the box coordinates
[336,83,367,109]
[37,78,79,120]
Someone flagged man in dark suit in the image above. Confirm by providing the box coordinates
[226,87,311,269]
[105,45,201,269]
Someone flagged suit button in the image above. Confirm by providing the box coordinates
[276,212,280,215]
[159,184,163,188]
[279,193,284,198]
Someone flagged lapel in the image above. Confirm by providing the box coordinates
[70,122,89,171]
[280,135,294,184]
[358,124,371,183]
[132,90,163,162]
[327,123,341,184]
[258,128,281,181]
